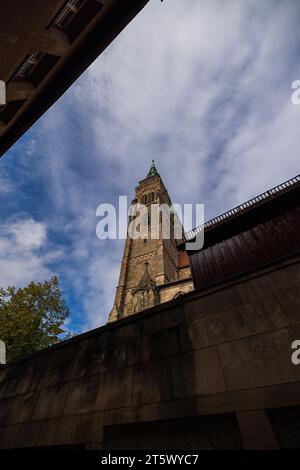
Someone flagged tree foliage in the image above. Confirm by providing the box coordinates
[0,276,69,363]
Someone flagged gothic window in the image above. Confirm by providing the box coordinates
[174,292,184,300]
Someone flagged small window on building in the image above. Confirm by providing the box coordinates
[54,0,87,29]
[50,0,103,43]
[14,52,45,80]
[12,52,60,88]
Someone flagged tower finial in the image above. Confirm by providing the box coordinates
[147,160,158,178]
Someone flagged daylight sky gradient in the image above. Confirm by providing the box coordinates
[0,0,300,333]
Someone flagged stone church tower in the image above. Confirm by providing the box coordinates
[108,162,193,322]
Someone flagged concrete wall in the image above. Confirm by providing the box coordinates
[0,255,300,449]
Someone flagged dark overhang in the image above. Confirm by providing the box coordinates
[0,0,149,158]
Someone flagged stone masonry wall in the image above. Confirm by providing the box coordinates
[0,256,300,449]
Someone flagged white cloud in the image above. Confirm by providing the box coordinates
[61,0,300,213]
[0,219,56,288]
[9,218,46,248]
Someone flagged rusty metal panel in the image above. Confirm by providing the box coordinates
[189,204,300,290]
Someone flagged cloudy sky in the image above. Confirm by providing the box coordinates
[0,0,299,333]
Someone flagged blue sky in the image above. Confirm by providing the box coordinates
[0,0,300,333]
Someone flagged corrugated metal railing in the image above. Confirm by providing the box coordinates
[185,174,300,241]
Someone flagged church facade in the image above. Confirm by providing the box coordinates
[109,162,193,322]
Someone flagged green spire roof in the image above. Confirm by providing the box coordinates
[147,160,159,178]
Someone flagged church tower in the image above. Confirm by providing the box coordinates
[108,161,193,322]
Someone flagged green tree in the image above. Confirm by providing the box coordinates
[0,276,69,363]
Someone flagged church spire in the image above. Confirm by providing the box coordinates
[108,160,193,323]
[147,160,159,178]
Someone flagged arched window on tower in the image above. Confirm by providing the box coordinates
[173,291,184,300]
